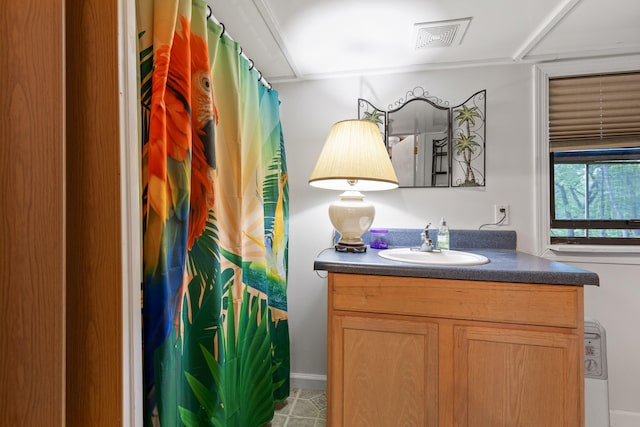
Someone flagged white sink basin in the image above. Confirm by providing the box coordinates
[377,248,489,266]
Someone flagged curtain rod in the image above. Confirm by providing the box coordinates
[206,5,273,91]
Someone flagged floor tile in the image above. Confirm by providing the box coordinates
[265,388,326,427]
[275,398,294,416]
[269,414,287,427]
[298,389,323,400]
[291,399,322,418]
[285,417,318,427]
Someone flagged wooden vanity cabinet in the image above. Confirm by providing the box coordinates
[327,272,584,427]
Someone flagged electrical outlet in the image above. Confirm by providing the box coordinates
[494,204,510,225]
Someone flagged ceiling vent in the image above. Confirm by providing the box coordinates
[414,17,472,49]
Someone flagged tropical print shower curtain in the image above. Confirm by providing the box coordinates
[137,0,289,425]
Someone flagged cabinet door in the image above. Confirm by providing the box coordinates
[330,314,438,427]
[454,325,582,427]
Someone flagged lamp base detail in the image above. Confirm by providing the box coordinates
[334,242,367,253]
[329,190,375,251]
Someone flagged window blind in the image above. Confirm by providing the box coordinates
[549,72,640,152]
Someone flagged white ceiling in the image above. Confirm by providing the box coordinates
[209,0,640,83]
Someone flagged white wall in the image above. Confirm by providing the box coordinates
[276,63,640,420]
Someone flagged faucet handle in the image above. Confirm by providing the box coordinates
[420,228,436,252]
[414,222,440,252]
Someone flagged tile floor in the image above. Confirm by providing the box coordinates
[267,388,326,427]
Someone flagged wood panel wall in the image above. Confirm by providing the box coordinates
[0,1,66,425]
[65,0,123,425]
[0,0,124,425]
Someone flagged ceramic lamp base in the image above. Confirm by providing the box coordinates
[328,190,375,252]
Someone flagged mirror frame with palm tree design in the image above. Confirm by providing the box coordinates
[451,90,486,187]
[358,88,486,188]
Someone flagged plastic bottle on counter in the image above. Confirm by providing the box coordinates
[437,218,450,250]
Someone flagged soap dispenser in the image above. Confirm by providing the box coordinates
[437,217,450,250]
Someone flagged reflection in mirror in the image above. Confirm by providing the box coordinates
[358,88,486,188]
[387,98,449,187]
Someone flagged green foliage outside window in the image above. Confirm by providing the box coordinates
[551,151,640,242]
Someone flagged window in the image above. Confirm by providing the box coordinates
[548,72,640,245]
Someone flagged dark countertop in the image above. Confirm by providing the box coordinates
[315,229,599,286]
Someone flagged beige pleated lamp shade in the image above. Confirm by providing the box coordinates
[309,120,399,191]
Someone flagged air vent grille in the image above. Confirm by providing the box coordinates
[414,18,472,49]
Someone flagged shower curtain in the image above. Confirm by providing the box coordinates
[137,1,289,425]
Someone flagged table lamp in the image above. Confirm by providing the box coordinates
[309,119,399,252]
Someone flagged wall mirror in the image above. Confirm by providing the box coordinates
[358,87,486,188]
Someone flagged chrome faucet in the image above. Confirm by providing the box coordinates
[415,223,440,252]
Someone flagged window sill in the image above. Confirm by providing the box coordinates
[549,244,640,254]
[543,244,640,265]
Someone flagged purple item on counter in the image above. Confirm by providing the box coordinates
[369,229,389,249]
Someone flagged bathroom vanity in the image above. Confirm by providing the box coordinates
[314,230,599,427]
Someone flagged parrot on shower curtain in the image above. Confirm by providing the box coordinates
[140,2,291,424]
[142,11,217,416]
